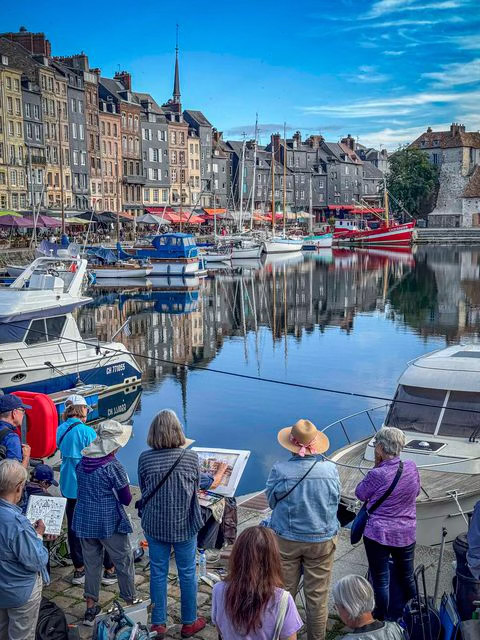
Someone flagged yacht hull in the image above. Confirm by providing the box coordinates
[262,239,303,254]
[149,260,199,276]
[0,351,142,395]
[89,267,152,278]
[231,246,263,259]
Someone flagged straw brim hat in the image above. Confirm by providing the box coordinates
[278,419,329,455]
[82,420,133,458]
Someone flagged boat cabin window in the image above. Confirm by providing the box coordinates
[439,391,480,438]
[25,316,67,345]
[158,237,168,245]
[386,385,445,434]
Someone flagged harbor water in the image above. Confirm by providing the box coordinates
[76,245,480,494]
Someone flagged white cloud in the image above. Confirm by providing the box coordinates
[364,0,465,18]
[346,65,390,83]
[299,89,480,119]
[422,58,480,88]
[384,50,405,55]
[359,112,480,149]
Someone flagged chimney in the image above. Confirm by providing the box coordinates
[307,134,324,149]
[114,71,132,91]
[0,28,51,56]
[293,131,302,147]
[427,127,432,133]
[271,133,281,157]
[212,129,223,143]
[450,122,465,135]
[341,134,355,151]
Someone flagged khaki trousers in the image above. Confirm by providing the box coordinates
[276,535,336,640]
[0,573,42,640]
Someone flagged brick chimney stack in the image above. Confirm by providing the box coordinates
[0,26,51,56]
[292,131,302,148]
[450,122,465,135]
[341,134,355,150]
[114,71,132,91]
[307,135,324,149]
[271,133,281,155]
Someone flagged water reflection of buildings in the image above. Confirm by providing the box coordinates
[388,246,480,342]
[77,247,479,391]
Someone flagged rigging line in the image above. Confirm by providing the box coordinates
[4,318,480,416]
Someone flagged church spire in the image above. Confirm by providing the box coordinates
[173,24,181,105]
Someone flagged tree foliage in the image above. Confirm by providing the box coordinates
[386,147,439,219]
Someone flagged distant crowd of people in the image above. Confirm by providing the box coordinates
[0,391,479,639]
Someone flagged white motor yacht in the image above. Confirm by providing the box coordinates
[0,258,142,395]
[1,256,91,322]
[262,237,303,254]
[329,344,480,545]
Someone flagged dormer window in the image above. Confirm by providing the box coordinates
[433,140,439,146]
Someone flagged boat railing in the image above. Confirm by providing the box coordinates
[322,404,480,471]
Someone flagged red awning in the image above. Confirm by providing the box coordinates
[263,212,284,221]
[145,206,176,214]
[203,208,227,215]
[327,204,355,211]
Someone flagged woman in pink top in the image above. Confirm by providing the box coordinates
[212,526,303,640]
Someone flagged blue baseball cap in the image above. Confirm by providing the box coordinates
[32,464,58,486]
[0,394,30,413]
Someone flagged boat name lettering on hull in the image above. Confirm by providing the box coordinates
[106,363,126,375]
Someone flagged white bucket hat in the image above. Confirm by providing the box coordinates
[82,420,132,458]
[66,394,88,407]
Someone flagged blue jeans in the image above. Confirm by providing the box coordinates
[363,536,416,621]
[146,535,197,625]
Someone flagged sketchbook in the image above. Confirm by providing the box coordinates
[192,447,250,497]
[25,495,67,536]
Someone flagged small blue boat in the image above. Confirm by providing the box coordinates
[116,233,200,276]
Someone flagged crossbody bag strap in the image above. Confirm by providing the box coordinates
[141,448,188,509]
[274,458,319,506]
[57,420,84,448]
[0,427,12,443]
[368,461,404,515]
[272,590,290,640]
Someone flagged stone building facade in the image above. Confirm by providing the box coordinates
[135,93,169,209]
[411,123,480,227]
[22,77,45,209]
[98,99,122,212]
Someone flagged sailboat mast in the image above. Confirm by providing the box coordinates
[239,136,246,230]
[271,142,275,235]
[384,175,389,227]
[309,172,313,233]
[283,123,287,237]
[250,114,258,232]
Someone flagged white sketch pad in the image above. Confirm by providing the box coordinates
[192,448,250,497]
[26,496,67,536]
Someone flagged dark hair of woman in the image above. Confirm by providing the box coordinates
[224,526,284,634]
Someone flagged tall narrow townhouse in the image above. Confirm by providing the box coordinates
[184,110,214,207]
[98,97,122,212]
[0,53,27,211]
[52,59,89,211]
[187,128,201,208]
[53,54,102,212]
[22,76,46,210]
[134,92,169,211]
[100,71,143,217]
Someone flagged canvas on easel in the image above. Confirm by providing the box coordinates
[192,447,250,497]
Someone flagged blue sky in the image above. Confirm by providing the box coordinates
[2,0,479,149]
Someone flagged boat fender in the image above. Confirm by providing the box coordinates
[11,391,58,459]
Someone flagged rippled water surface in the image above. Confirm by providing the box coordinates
[77,245,480,493]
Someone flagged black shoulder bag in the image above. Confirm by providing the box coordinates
[350,461,403,545]
[135,448,187,517]
[57,420,83,448]
[273,457,320,507]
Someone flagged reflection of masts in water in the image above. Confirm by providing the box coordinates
[272,265,277,349]
[250,272,260,375]
[240,277,248,364]
[382,258,390,306]
[283,264,288,370]
[179,364,188,429]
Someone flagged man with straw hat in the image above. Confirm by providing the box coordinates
[72,420,137,626]
[266,419,340,640]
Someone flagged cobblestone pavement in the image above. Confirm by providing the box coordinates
[47,494,454,639]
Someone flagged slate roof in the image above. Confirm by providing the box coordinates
[184,110,212,127]
[134,92,164,114]
[463,166,480,198]
[100,77,139,105]
[363,162,384,179]
[411,128,480,150]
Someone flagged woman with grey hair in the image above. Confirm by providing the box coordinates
[0,460,49,640]
[137,409,227,639]
[354,427,420,621]
[333,575,405,639]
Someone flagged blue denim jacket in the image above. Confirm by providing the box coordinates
[0,497,49,608]
[266,454,340,542]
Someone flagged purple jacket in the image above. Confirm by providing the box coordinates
[355,457,420,547]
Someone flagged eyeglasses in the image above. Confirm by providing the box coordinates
[14,407,26,414]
